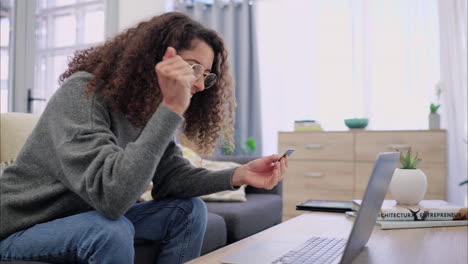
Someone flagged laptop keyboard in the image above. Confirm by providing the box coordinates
[272,237,347,264]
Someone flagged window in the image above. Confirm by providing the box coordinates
[32,0,106,113]
[3,0,116,113]
[0,0,14,112]
[256,0,440,155]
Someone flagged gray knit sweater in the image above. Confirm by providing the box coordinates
[0,71,237,240]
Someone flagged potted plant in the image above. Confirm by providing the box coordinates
[242,137,257,155]
[429,103,441,129]
[461,139,468,187]
[429,82,442,129]
[220,141,235,156]
[220,137,257,156]
[389,148,428,205]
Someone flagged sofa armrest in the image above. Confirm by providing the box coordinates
[246,181,282,196]
[204,155,283,196]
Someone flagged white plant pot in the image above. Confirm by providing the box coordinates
[389,168,427,205]
[429,113,440,129]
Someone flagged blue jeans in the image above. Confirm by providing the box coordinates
[0,198,208,264]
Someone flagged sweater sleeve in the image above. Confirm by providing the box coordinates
[50,73,184,219]
[151,141,239,200]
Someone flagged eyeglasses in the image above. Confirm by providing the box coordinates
[190,64,217,89]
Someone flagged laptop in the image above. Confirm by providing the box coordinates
[222,152,400,264]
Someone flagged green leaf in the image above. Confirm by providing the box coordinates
[245,137,256,153]
[399,148,420,169]
[430,103,440,113]
[220,142,234,156]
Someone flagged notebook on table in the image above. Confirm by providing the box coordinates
[296,200,353,213]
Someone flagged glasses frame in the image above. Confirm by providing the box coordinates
[190,64,217,89]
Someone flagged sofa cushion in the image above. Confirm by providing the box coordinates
[180,145,247,202]
[206,194,282,243]
[201,212,227,255]
[200,184,247,202]
[0,113,40,166]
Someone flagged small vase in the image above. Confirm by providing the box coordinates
[429,113,440,129]
[389,168,427,205]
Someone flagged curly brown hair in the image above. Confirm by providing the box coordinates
[59,12,236,154]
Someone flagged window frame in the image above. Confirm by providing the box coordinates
[0,0,15,112]
[9,0,118,113]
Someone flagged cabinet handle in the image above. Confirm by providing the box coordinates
[304,172,323,177]
[304,144,322,149]
[387,144,411,150]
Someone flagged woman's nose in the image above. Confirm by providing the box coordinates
[194,77,205,92]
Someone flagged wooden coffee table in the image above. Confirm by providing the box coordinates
[187,212,468,264]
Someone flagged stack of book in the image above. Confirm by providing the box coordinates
[348,200,468,229]
[294,120,323,131]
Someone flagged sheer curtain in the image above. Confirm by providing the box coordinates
[256,0,440,156]
[438,0,467,206]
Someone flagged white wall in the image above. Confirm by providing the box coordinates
[118,0,169,31]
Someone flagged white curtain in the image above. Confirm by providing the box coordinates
[438,0,467,206]
[256,0,440,156]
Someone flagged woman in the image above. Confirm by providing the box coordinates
[0,12,288,263]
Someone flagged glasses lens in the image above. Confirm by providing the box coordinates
[191,64,204,79]
[204,73,217,89]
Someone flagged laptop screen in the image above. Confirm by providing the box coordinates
[340,152,400,264]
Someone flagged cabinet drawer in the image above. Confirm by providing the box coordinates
[355,131,446,162]
[284,160,354,191]
[354,161,446,200]
[282,160,354,218]
[279,132,354,161]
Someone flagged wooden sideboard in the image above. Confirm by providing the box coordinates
[278,130,447,220]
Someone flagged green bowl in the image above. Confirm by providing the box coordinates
[344,118,369,129]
